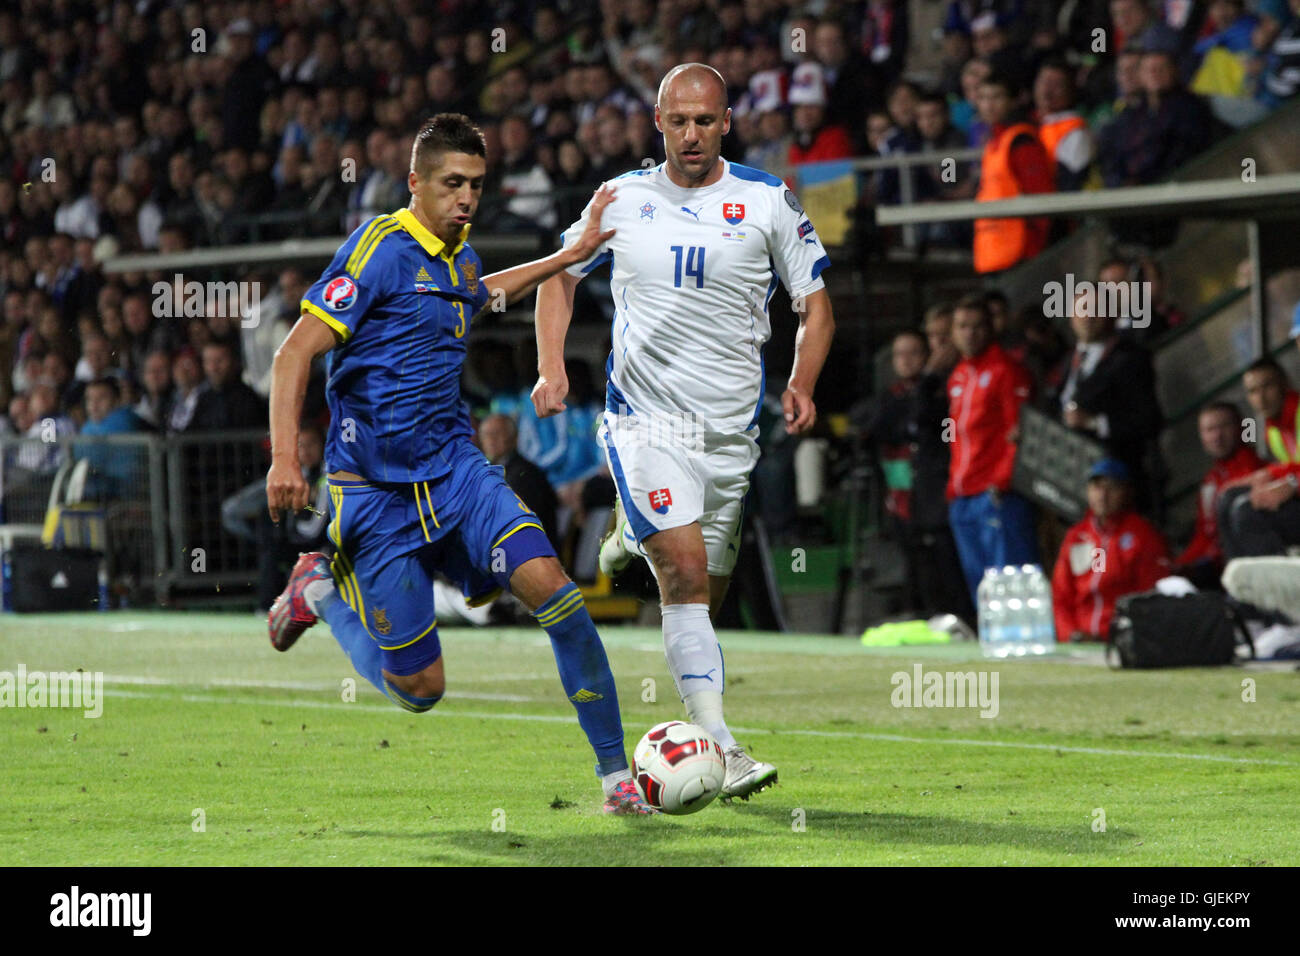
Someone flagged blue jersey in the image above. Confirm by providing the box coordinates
[302,208,491,483]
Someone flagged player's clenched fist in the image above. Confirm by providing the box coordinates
[266,459,309,521]
[531,368,569,418]
[782,385,817,435]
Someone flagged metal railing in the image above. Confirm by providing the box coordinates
[0,430,269,605]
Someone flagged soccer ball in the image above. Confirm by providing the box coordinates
[632,721,726,814]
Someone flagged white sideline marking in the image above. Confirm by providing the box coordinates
[96,685,1298,766]
[100,674,535,702]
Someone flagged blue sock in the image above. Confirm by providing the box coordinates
[320,591,387,696]
[321,593,440,712]
[534,583,628,776]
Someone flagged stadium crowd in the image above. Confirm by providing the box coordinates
[2,0,1300,626]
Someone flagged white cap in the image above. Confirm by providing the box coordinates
[787,62,826,107]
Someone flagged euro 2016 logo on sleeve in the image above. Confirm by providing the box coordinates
[649,488,673,514]
[323,275,357,311]
[723,202,745,225]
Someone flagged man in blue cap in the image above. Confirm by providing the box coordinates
[1050,457,1170,642]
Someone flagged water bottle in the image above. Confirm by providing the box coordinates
[1003,564,1028,654]
[979,567,1010,657]
[1025,564,1055,654]
[97,559,109,612]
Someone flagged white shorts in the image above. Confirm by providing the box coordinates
[600,409,760,577]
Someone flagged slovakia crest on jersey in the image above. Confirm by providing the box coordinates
[723,202,745,225]
[324,276,357,311]
[648,488,673,514]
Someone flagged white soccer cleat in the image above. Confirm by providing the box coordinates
[598,496,639,579]
[721,746,778,801]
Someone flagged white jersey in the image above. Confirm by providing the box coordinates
[561,159,830,435]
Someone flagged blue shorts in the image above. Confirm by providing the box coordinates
[325,439,553,675]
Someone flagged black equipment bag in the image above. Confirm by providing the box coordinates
[1108,591,1253,668]
[7,546,103,612]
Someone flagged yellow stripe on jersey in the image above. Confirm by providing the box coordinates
[377,617,438,652]
[350,221,400,278]
[302,299,352,342]
[345,215,395,276]
[414,483,431,542]
[492,522,543,549]
[422,482,440,529]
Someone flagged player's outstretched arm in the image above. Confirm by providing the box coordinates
[267,313,339,520]
[531,269,582,418]
[481,183,616,309]
[783,288,835,436]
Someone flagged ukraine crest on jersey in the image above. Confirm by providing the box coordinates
[561,160,830,435]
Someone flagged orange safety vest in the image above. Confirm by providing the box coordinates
[1038,113,1087,165]
[974,122,1049,274]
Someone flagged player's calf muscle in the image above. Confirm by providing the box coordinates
[509,556,572,611]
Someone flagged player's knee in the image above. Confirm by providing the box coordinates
[656,552,709,605]
[385,670,445,713]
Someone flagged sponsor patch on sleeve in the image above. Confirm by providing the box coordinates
[797,219,814,239]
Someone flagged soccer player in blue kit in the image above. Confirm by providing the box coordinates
[264,114,651,814]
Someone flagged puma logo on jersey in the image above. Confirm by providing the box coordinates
[680,205,701,220]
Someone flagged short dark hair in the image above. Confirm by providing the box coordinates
[87,376,120,400]
[917,91,949,112]
[1244,357,1287,384]
[955,292,992,324]
[1200,400,1242,422]
[412,113,486,178]
[893,328,929,353]
[978,71,1019,97]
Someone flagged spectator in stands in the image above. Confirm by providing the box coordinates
[1032,58,1095,191]
[1258,0,1300,107]
[911,91,974,246]
[1051,457,1170,642]
[945,294,1039,603]
[243,269,302,399]
[1217,358,1300,557]
[859,0,909,84]
[1109,0,1184,63]
[857,327,975,625]
[1099,48,1214,188]
[188,340,265,432]
[952,55,992,143]
[221,19,278,154]
[743,109,792,174]
[478,412,560,548]
[221,418,329,609]
[1042,288,1164,512]
[788,63,854,165]
[17,382,74,473]
[1173,400,1263,587]
[77,376,144,498]
[74,331,122,385]
[972,72,1054,274]
[815,19,885,132]
[133,349,173,431]
[167,346,203,433]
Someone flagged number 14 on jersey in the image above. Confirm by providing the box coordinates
[670,245,706,289]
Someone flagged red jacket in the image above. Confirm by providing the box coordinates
[1175,444,1262,568]
[945,343,1033,499]
[789,124,854,165]
[1052,510,1170,641]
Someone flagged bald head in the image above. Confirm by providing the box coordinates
[656,62,731,187]
[656,62,728,111]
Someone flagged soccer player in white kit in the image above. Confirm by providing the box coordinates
[532,64,835,799]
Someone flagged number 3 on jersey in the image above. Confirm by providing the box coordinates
[671,245,706,289]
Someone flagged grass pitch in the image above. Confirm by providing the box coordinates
[2,612,1298,866]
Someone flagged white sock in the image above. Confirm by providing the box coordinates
[661,603,737,750]
[602,767,632,797]
[303,577,336,615]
